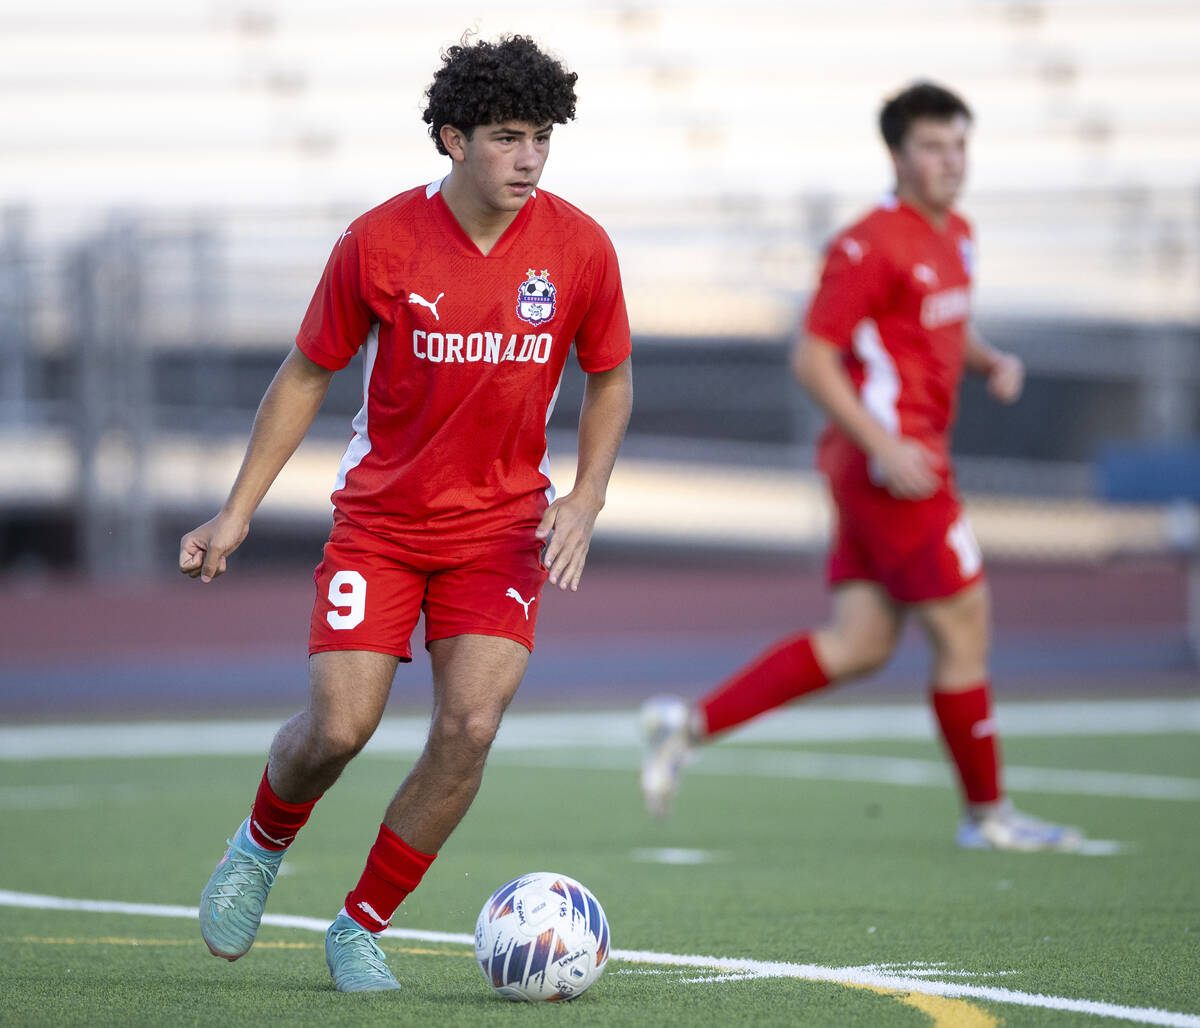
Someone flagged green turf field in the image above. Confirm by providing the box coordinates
[2,709,1198,1027]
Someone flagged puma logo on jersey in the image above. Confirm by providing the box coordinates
[408,291,444,320]
[839,236,865,263]
[355,901,389,929]
[505,587,535,619]
[337,228,352,246]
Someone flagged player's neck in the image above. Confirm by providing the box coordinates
[440,173,527,256]
[895,188,952,231]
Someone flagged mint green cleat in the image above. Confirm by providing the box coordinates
[325,912,401,992]
[199,818,284,960]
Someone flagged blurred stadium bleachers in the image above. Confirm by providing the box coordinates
[0,0,1197,615]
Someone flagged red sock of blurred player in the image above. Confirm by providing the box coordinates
[344,825,437,932]
[246,765,321,851]
[931,682,1002,805]
[698,633,831,737]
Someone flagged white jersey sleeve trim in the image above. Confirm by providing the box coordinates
[852,318,901,487]
[538,371,565,505]
[332,323,380,499]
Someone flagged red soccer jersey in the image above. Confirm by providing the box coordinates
[296,179,632,551]
[804,198,973,488]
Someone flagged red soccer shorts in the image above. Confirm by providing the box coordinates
[308,532,548,660]
[825,476,984,604]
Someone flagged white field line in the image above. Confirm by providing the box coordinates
[2,699,1199,762]
[1,889,1197,1028]
[0,784,143,810]
[629,848,723,865]
[4,701,1197,804]
[493,747,1200,802]
[493,745,1200,805]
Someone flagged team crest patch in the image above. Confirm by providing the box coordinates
[958,238,975,276]
[516,269,557,326]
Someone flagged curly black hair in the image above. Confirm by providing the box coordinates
[422,35,578,156]
[879,82,972,151]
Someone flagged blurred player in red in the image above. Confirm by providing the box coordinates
[180,36,633,991]
[641,82,1083,852]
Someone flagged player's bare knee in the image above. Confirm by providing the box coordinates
[818,624,896,679]
[306,718,373,768]
[848,636,896,677]
[428,707,503,760]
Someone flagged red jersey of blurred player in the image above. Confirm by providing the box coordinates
[641,82,1085,853]
[807,197,980,599]
[810,202,973,487]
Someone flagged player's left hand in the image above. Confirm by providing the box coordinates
[987,352,1024,404]
[535,490,602,592]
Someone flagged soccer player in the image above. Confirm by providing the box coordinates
[640,82,1084,852]
[180,36,633,991]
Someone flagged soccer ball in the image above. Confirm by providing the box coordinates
[474,871,610,1002]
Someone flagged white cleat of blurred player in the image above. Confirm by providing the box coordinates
[957,800,1084,852]
[640,695,695,818]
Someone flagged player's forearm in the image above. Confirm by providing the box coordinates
[792,335,896,459]
[964,326,1001,375]
[571,357,633,508]
[222,346,335,520]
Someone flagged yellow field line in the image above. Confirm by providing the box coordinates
[850,982,1000,1028]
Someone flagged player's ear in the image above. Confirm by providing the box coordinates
[440,124,468,162]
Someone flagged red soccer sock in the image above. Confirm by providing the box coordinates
[344,825,437,932]
[698,633,831,738]
[931,682,1003,805]
[246,766,321,851]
